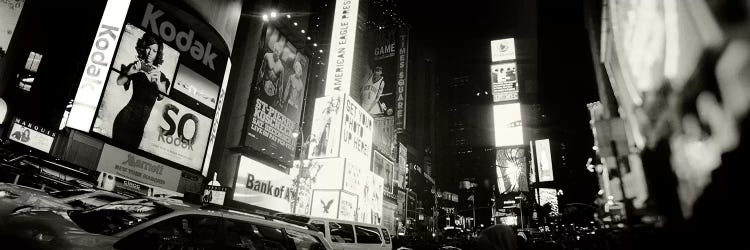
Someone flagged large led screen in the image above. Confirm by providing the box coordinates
[535,139,554,182]
[245,25,310,166]
[490,62,519,102]
[493,103,524,147]
[491,38,516,62]
[496,147,529,193]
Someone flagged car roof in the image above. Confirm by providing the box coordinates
[276,213,388,229]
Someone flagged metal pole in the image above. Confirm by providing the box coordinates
[472,188,476,233]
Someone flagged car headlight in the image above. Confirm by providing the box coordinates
[33,231,56,242]
[0,190,20,199]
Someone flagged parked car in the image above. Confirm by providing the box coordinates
[1,197,333,250]
[275,213,393,250]
[0,183,129,221]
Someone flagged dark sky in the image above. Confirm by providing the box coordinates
[397,0,600,203]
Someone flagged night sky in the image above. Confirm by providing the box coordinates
[399,0,600,205]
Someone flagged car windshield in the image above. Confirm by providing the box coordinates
[68,198,172,236]
[48,189,92,198]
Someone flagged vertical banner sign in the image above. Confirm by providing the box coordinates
[395,26,409,130]
[203,61,231,176]
[324,0,361,96]
[535,139,554,182]
[398,142,407,188]
[67,0,132,131]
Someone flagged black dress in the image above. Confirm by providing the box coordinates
[112,71,163,149]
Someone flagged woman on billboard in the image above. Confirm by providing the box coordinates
[113,33,171,148]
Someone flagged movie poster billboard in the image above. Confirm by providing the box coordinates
[340,95,373,169]
[535,139,554,182]
[372,150,395,193]
[309,95,345,159]
[496,147,528,193]
[93,23,214,171]
[233,156,296,213]
[490,62,519,102]
[491,38,516,62]
[373,116,396,159]
[493,103,524,147]
[245,25,310,166]
[361,28,397,117]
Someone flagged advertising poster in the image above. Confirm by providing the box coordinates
[309,95,345,159]
[397,142,407,188]
[357,172,384,224]
[535,139,554,182]
[97,144,182,191]
[491,38,516,62]
[490,62,519,102]
[361,28,397,117]
[529,141,538,184]
[372,151,395,193]
[0,0,24,61]
[246,25,310,166]
[8,118,56,153]
[338,191,358,221]
[340,96,374,168]
[311,190,342,220]
[373,116,396,159]
[495,147,528,194]
[94,71,212,171]
[234,156,297,213]
[173,65,220,111]
[493,103,524,147]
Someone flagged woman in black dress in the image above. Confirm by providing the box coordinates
[112,33,170,149]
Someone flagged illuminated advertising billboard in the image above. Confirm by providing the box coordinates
[324,0,361,96]
[339,95,373,168]
[372,150,395,193]
[245,25,310,166]
[397,142,407,188]
[234,156,297,213]
[9,118,56,153]
[75,1,231,173]
[373,116,395,159]
[490,62,519,102]
[361,27,397,117]
[538,188,559,216]
[309,95,345,159]
[67,0,132,131]
[93,23,215,171]
[357,171,384,224]
[311,190,358,221]
[535,139,554,182]
[395,27,410,130]
[529,141,538,184]
[491,38,516,62]
[495,147,528,193]
[493,103,524,147]
[97,144,182,191]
